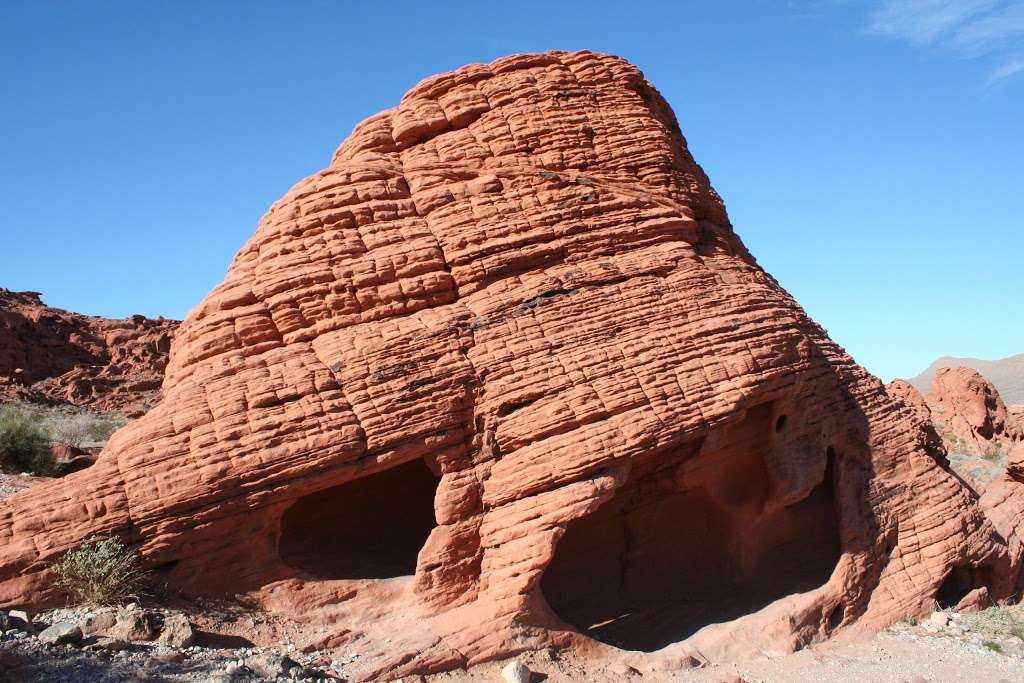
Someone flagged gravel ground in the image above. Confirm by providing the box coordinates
[3,605,1023,682]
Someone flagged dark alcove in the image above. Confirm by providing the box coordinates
[279,458,440,580]
[541,407,842,651]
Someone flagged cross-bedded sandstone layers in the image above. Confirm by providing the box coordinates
[0,52,1018,679]
[0,289,177,415]
[927,367,1023,456]
[890,369,1023,493]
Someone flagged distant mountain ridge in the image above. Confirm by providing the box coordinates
[907,353,1024,405]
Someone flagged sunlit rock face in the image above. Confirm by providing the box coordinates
[0,51,1018,680]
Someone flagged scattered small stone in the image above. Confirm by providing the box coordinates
[38,622,83,645]
[606,660,641,676]
[8,609,34,632]
[80,609,117,634]
[501,659,532,683]
[923,611,950,632]
[89,636,129,651]
[157,612,195,647]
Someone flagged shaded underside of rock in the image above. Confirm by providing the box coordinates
[0,51,1020,680]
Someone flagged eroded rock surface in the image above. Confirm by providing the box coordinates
[0,51,1020,680]
[928,367,1023,456]
[891,368,1024,492]
[0,289,178,415]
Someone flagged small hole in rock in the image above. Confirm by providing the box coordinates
[775,414,787,432]
[828,603,845,631]
[150,559,179,575]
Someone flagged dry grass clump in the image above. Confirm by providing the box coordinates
[52,536,147,606]
[48,411,124,447]
[963,604,1024,642]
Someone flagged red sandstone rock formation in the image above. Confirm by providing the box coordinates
[909,353,1024,405]
[0,289,178,415]
[1011,405,1024,430]
[923,367,1022,458]
[888,372,1023,492]
[0,52,1020,679]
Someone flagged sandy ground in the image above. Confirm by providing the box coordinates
[420,615,1024,683]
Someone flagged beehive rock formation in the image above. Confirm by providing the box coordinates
[0,289,177,415]
[909,353,1024,405]
[890,369,1024,495]
[926,367,1023,455]
[0,52,1021,679]
[892,368,1023,454]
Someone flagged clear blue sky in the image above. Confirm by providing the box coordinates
[2,1,1021,381]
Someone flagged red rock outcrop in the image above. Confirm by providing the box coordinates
[0,289,178,415]
[924,367,1022,458]
[0,52,1019,679]
[909,353,1024,405]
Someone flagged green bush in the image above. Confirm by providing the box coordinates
[0,403,55,474]
[86,414,125,443]
[52,536,146,606]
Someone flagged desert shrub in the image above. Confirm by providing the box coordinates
[47,411,125,447]
[981,444,1004,463]
[49,413,94,448]
[86,414,125,443]
[0,403,55,474]
[52,536,146,606]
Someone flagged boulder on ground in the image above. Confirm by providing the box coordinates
[501,660,532,683]
[110,605,157,642]
[37,622,82,645]
[156,612,194,648]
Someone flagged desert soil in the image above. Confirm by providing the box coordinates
[2,603,1023,682]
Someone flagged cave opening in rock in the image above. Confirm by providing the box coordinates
[935,564,991,609]
[540,404,842,652]
[278,458,440,580]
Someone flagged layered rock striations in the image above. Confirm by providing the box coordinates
[0,289,178,415]
[926,367,1023,456]
[0,52,1020,678]
[890,368,1024,492]
[909,353,1024,406]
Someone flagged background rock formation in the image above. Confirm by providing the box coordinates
[0,289,178,415]
[927,367,1023,456]
[0,52,1019,679]
[908,353,1024,405]
[890,368,1024,493]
